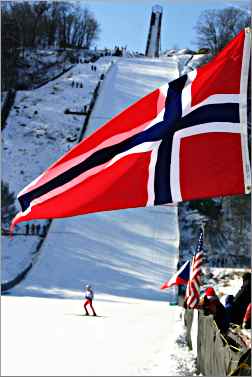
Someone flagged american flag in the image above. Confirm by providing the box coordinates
[185,228,204,309]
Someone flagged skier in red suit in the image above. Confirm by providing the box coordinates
[84,285,97,316]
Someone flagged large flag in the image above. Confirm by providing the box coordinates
[185,228,204,309]
[160,260,190,290]
[11,29,251,232]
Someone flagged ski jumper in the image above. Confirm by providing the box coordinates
[84,288,97,316]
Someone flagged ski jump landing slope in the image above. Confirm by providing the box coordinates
[2,58,195,377]
[10,57,180,302]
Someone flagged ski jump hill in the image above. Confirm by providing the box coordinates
[2,57,199,377]
[10,57,180,302]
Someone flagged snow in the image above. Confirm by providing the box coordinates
[180,54,209,75]
[173,54,192,76]
[2,52,247,375]
[1,236,39,283]
[3,58,112,199]
[88,57,179,135]
[163,52,209,76]
[1,55,200,375]
[2,297,197,376]
[204,267,244,298]
[2,57,112,282]
[3,56,181,299]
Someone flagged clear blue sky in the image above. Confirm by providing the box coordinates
[83,0,250,52]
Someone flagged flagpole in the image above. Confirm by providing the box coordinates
[201,221,206,237]
[241,27,251,194]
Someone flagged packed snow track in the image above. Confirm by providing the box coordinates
[2,57,197,376]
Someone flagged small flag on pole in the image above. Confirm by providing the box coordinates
[185,228,204,308]
[160,260,190,290]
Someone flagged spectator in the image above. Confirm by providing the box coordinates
[36,224,41,235]
[242,303,251,329]
[201,287,230,333]
[231,272,251,326]
[42,224,47,236]
[224,294,234,325]
[31,223,35,235]
[25,223,29,235]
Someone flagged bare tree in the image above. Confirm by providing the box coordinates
[195,6,250,55]
[1,2,21,89]
[2,1,101,89]
[45,2,62,47]
[73,7,90,48]
[64,6,100,49]
[85,15,100,49]
[2,1,100,51]
[30,1,50,47]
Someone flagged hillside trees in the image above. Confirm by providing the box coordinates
[177,6,252,267]
[190,5,251,228]
[1,1,100,50]
[195,6,250,55]
[1,3,20,88]
[1,1,100,90]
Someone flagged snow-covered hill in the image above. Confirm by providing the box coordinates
[2,57,112,282]
[2,50,249,375]
[1,56,200,376]
[5,56,180,299]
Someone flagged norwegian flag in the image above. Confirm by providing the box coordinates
[11,29,251,232]
[160,260,190,290]
[185,228,204,309]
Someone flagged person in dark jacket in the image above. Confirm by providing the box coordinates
[231,272,251,326]
[224,294,234,325]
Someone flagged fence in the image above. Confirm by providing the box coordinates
[197,311,244,375]
[184,308,250,375]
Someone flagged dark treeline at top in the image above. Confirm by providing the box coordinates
[1,1,101,90]
[194,6,250,56]
[2,1,100,51]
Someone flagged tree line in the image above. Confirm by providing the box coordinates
[185,6,251,262]
[194,6,250,56]
[2,1,100,52]
[1,1,100,90]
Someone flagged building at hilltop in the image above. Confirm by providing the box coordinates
[145,5,163,58]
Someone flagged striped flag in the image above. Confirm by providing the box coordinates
[160,260,190,290]
[185,228,204,309]
[11,29,251,233]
